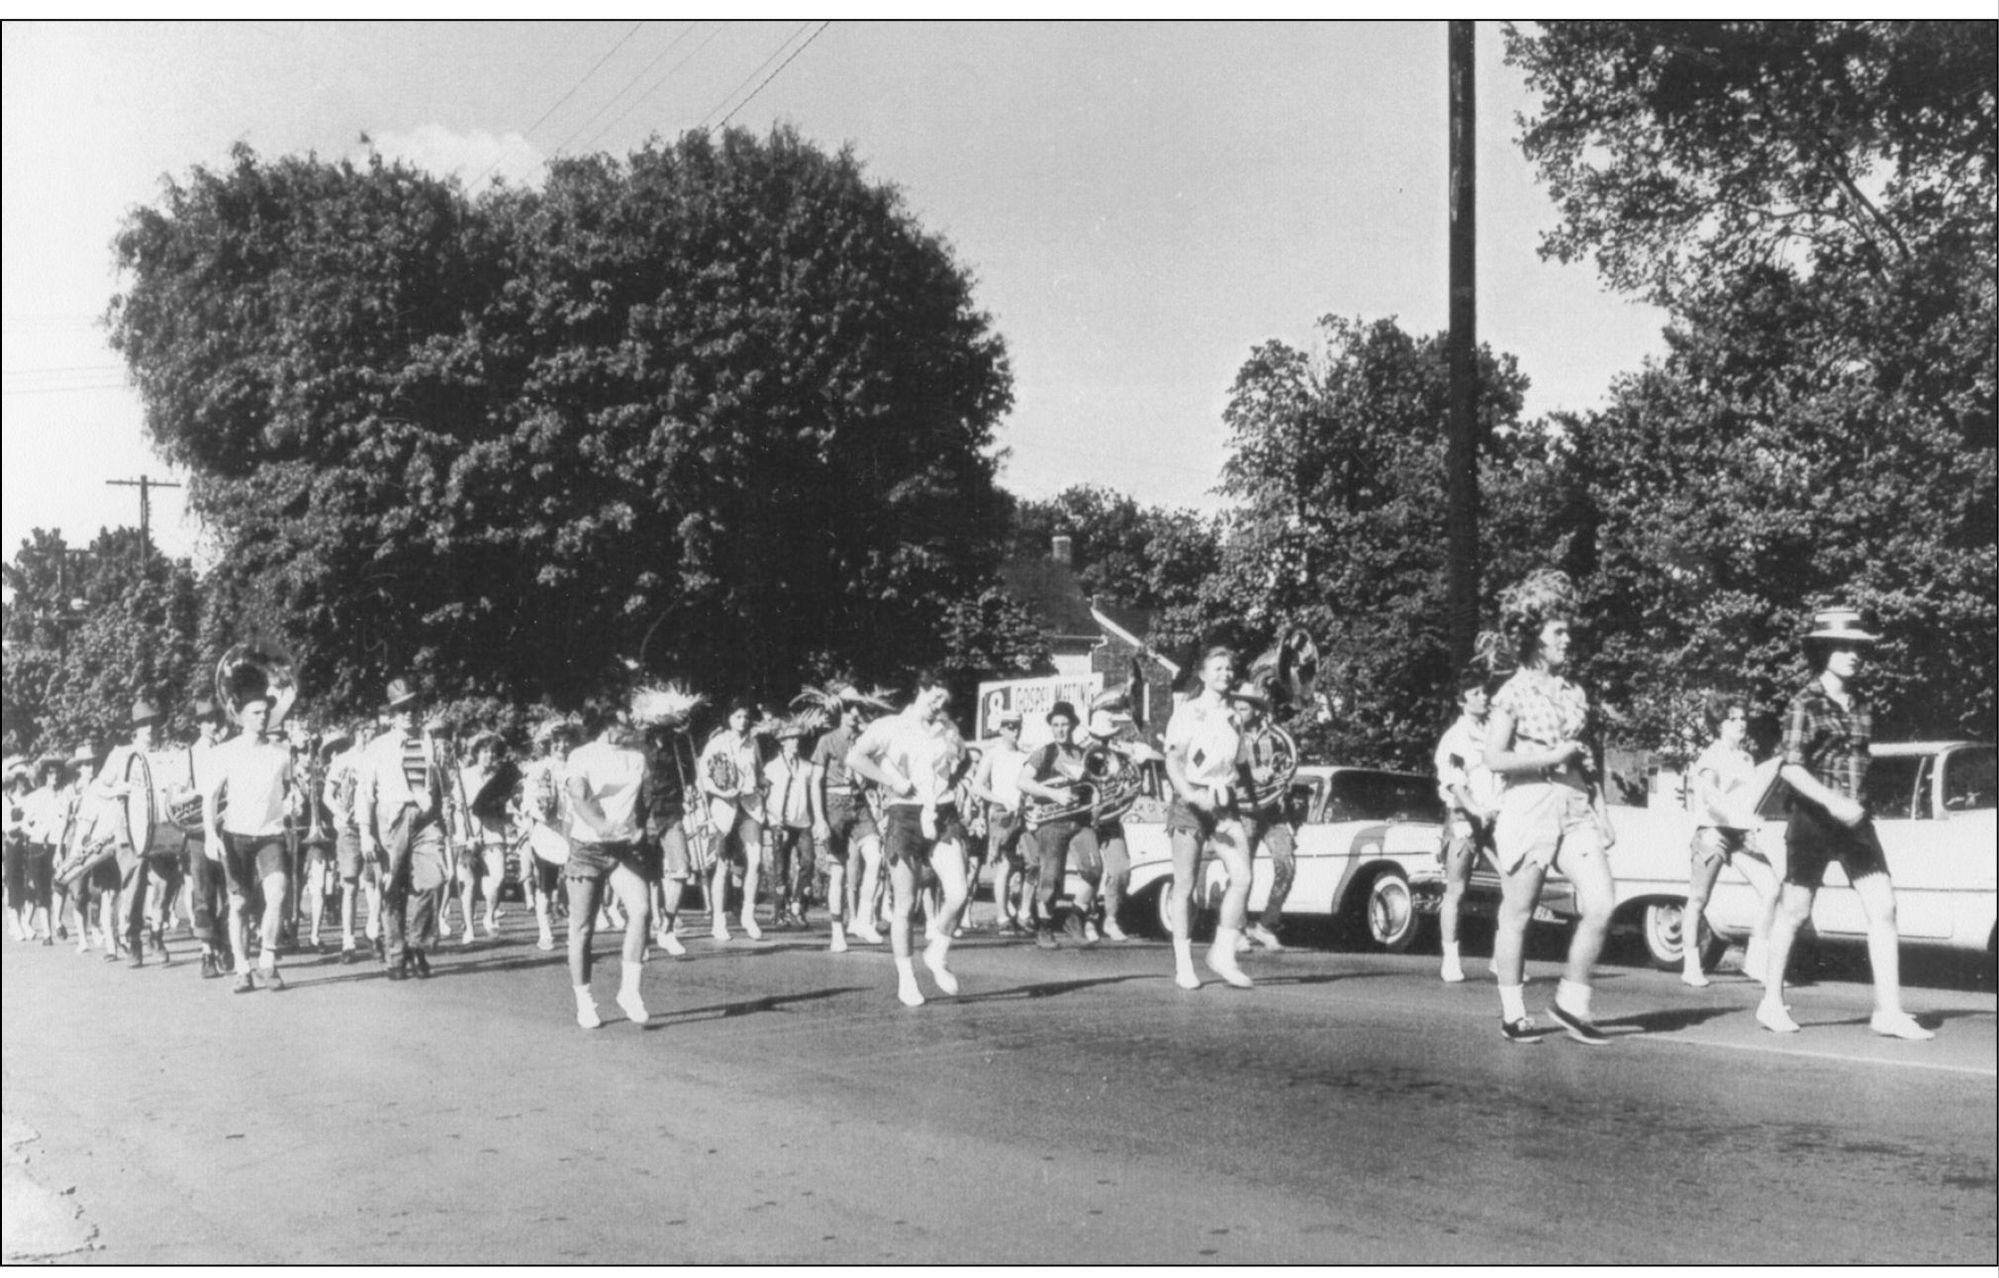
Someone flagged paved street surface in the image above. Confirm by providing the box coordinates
[3,912,1993,1265]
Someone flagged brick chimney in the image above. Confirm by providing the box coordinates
[1051,533,1073,565]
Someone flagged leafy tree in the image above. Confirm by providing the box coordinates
[1,528,206,753]
[936,585,1054,706]
[1509,22,1995,742]
[1194,316,1547,770]
[1012,485,1221,617]
[107,128,1014,716]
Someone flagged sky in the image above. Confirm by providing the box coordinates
[1,20,1678,568]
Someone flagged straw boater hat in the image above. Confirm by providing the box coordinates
[384,677,420,710]
[130,698,161,725]
[1804,607,1881,646]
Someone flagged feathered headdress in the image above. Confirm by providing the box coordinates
[630,682,705,730]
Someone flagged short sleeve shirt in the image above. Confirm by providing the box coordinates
[1692,739,1758,829]
[1490,669,1588,751]
[214,736,293,837]
[565,738,647,845]
[1780,680,1871,804]
[1165,696,1241,789]
[812,726,859,791]
[1435,716,1499,814]
[853,710,967,808]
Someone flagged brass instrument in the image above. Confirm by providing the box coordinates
[1238,627,1318,812]
[1239,723,1301,813]
[1024,744,1146,828]
[215,635,298,731]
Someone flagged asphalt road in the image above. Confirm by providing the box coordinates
[3,909,1993,1265]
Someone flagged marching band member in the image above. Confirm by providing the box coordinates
[1162,645,1255,991]
[632,685,704,959]
[967,710,1030,936]
[61,744,122,960]
[453,730,511,945]
[698,703,765,942]
[326,720,379,965]
[1015,701,1098,950]
[845,669,972,1008]
[358,678,449,981]
[1230,683,1296,955]
[519,716,581,953]
[1082,708,1145,944]
[4,757,32,941]
[18,755,68,944]
[809,686,889,952]
[293,722,343,954]
[97,699,173,968]
[204,676,300,993]
[174,699,234,976]
[562,701,654,1029]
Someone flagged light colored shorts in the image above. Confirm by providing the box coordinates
[1494,782,1601,876]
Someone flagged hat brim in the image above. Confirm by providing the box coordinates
[1805,629,1881,644]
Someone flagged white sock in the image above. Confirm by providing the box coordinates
[1556,977,1592,1018]
[1443,939,1460,962]
[1499,983,1527,1022]
[620,960,642,998]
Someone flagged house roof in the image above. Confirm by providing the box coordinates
[997,557,1099,639]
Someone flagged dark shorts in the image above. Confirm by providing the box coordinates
[1691,825,1765,870]
[987,810,1028,868]
[304,836,337,864]
[220,833,289,897]
[882,804,968,868]
[819,793,879,863]
[1785,805,1891,888]
[566,839,647,883]
[712,808,764,863]
[657,824,694,881]
[336,829,374,881]
[1093,821,1130,883]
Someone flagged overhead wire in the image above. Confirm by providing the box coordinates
[551,21,705,159]
[462,20,645,189]
[717,20,832,131]
[572,21,730,156]
[697,20,821,132]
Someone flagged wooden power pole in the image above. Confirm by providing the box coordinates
[1446,20,1480,670]
[106,475,182,569]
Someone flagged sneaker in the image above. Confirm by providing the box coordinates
[1035,929,1059,951]
[1681,969,1711,988]
[616,990,650,1025]
[232,971,256,994]
[1174,966,1201,991]
[1756,1001,1801,1034]
[536,932,556,952]
[741,917,763,941]
[576,1001,603,1030]
[1550,1002,1610,1046]
[1500,1016,1545,1044]
[1101,919,1129,943]
[659,931,686,957]
[1440,957,1466,984]
[828,933,849,954]
[923,940,959,996]
[460,929,476,946]
[412,951,432,979]
[200,952,220,979]
[1869,1011,1935,1041]
[852,926,884,945]
[1245,923,1285,952]
[264,967,285,991]
[1062,914,1086,944]
[1082,921,1101,945]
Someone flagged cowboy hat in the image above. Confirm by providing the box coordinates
[1086,709,1128,740]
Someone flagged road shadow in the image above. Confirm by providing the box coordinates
[1252,970,1401,989]
[663,985,864,1025]
[1598,1005,1739,1034]
[954,973,1158,1005]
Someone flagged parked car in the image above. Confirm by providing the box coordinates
[1082,764,1577,950]
[1603,741,1996,971]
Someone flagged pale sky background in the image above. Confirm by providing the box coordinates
[2,19,1678,569]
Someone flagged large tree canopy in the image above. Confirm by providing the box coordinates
[107,127,1014,715]
[1510,21,1995,746]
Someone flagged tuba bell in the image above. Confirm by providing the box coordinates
[215,635,297,733]
[1249,627,1320,718]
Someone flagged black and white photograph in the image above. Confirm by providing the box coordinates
[2,17,1993,1266]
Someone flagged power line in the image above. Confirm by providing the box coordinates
[573,22,730,155]
[551,21,705,159]
[699,21,822,132]
[463,20,645,189]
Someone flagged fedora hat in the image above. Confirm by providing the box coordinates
[67,743,97,766]
[1086,709,1127,740]
[131,698,161,725]
[384,677,420,709]
[1804,607,1881,645]
[191,697,224,723]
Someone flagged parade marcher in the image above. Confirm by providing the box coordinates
[1230,686,1294,955]
[1016,701,1100,951]
[325,721,379,965]
[1082,707,1150,944]
[519,716,581,952]
[205,675,300,993]
[1682,692,1781,989]
[1756,608,1933,1040]
[59,744,123,959]
[807,688,887,952]
[97,699,177,968]
[17,755,68,944]
[762,716,817,929]
[294,724,344,953]
[632,684,705,959]
[358,678,449,981]
[1434,669,1500,983]
[562,701,654,1029]
[1163,646,1255,990]
[4,757,32,941]
[808,686,889,953]
[967,710,1031,936]
[172,699,232,976]
[846,669,972,1007]
[453,730,511,945]
[1482,570,1618,1045]
[699,703,766,942]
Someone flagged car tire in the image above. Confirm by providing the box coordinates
[1639,899,1726,971]
[1352,869,1418,953]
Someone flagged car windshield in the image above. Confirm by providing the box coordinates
[1943,745,1996,814]
[1863,755,1931,820]
[1323,771,1446,824]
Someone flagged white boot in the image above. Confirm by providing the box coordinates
[923,935,959,996]
[1173,936,1200,990]
[1205,928,1254,989]
[894,955,925,1007]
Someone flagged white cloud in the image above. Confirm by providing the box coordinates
[359,124,545,191]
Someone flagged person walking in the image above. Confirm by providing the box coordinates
[1681,692,1782,988]
[1434,669,1500,983]
[358,678,450,981]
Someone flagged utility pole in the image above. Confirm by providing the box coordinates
[105,475,182,570]
[1446,20,1479,671]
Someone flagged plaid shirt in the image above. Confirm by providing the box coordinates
[1780,679,1872,804]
